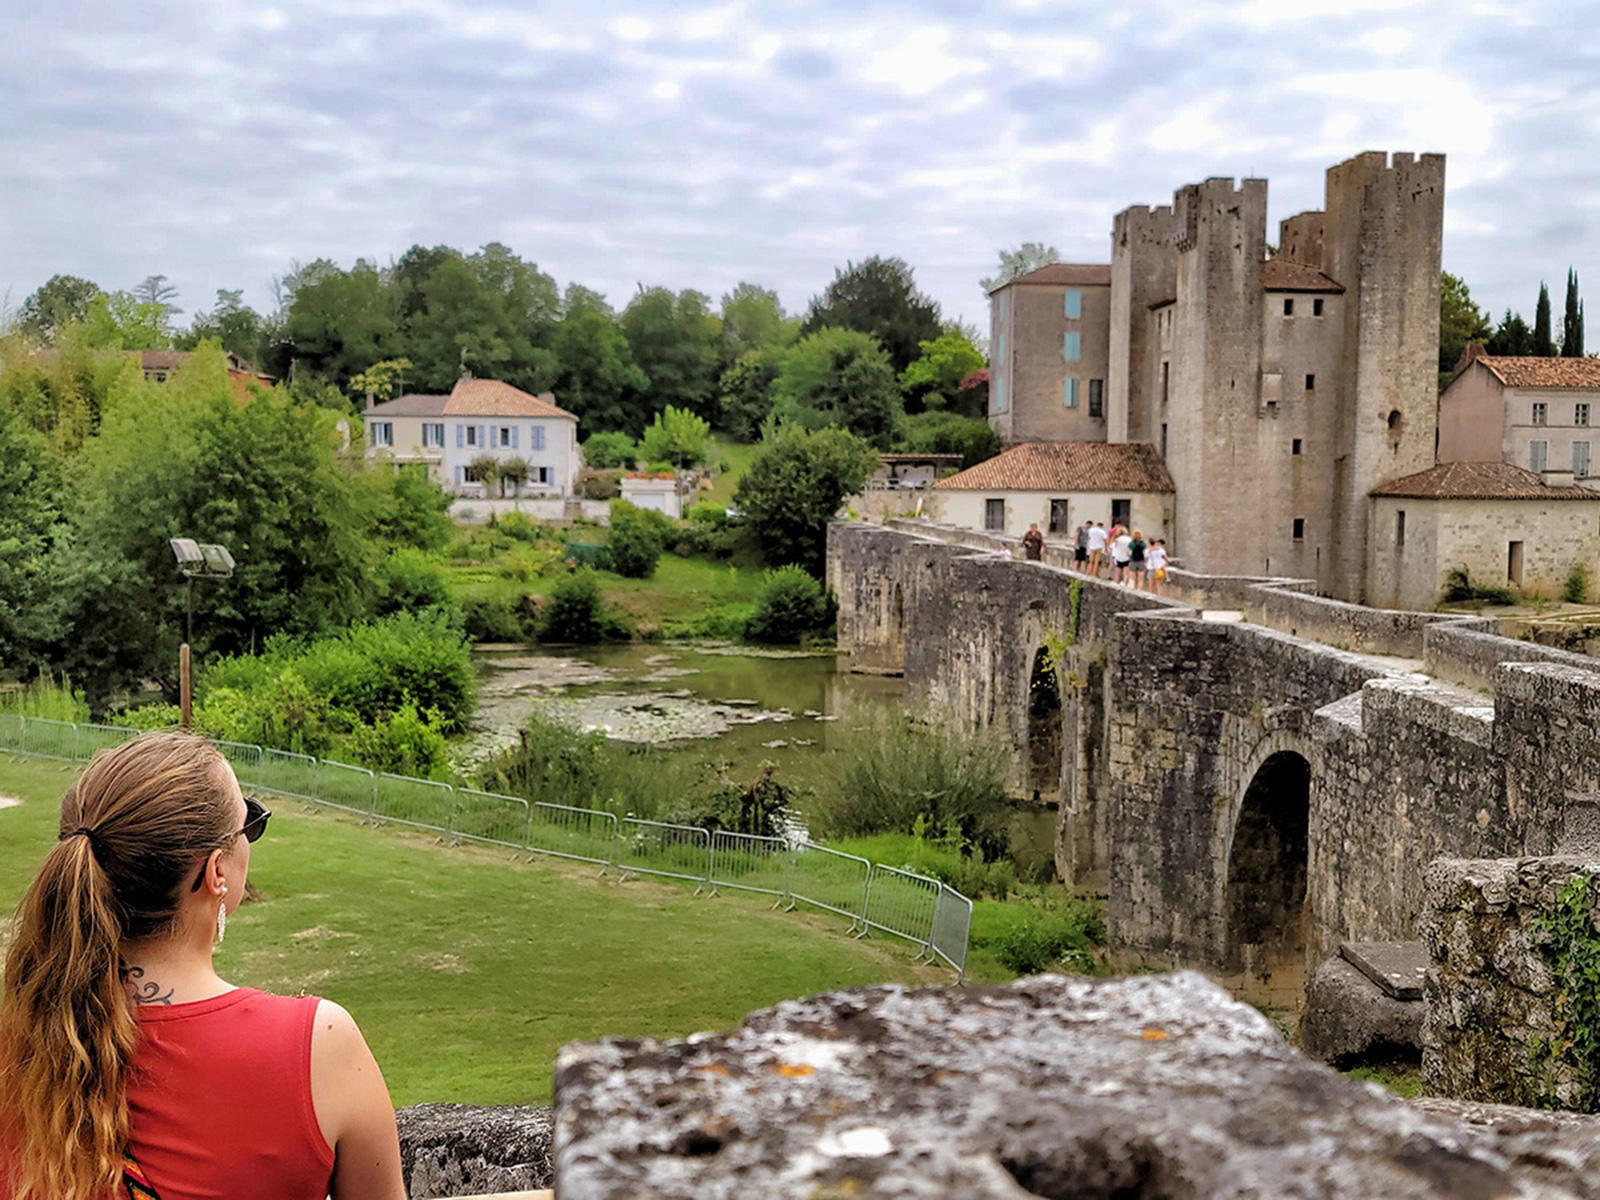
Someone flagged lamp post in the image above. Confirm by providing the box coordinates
[169,539,235,730]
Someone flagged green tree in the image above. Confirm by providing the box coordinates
[744,565,835,644]
[0,326,133,451]
[900,331,987,413]
[621,287,722,426]
[980,243,1061,293]
[274,258,401,390]
[552,287,650,433]
[719,282,797,359]
[639,405,711,469]
[802,256,941,374]
[1535,282,1555,357]
[348,358,415,405]
[606,500,665,579]
[133,275,183,327]
[17,275,103,344]
[0,414,66,667]
[1439,272,1491,374]
[581,431,637,469]
[1488,310,1535,356]
[405,245,559,394]
[733,424,879,576]
[83,292,172,350]
[182,289,268,365]
[897,411,1001,469]
[717,349,781,441]
[1563,269,1585,358]
[772,327,902,445]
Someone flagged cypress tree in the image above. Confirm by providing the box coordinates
[1563,270,1584,357]
[1534,282,1554,356]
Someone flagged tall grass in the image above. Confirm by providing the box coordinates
[0,673,90,722]
[811,706,1013,856]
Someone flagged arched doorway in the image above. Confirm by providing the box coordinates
[1225,751,1310,1005]
[1027,645,1063,802]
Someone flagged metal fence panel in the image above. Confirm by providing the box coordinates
[787,842,871,926]
[617,818,710,886]
[453,788,532,850]
[528,802,619,867]
[77,723,138,761]
[214,741,264,790]
[862,863,940,951]
[708,830,792,900]
[318,759,376,816]
[259,749,322,802]
[374,774,455,834]
[931,885,973,982]
[0,713,27,755]
[26,718,78,762]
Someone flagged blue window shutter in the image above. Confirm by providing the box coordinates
[489,426,497,449]
[512,425,519,449]
[1064,290,1082,319]
[1064,378,1079,408]
[534,426,545,451]
[456,425,463,448]
[1063,332,1081,361]
[478,425,487,449]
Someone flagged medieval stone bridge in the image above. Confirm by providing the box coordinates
[828,519,1600,1005]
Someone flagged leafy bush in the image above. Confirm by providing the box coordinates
[376,547,453,617]
[1566,563,1591,604]
[541,569,621,643]
[896,410,1002,469]
[1442,566,1516,607]
[639,405,711,468]
[342,700,451,778]
[496,511,543,542]
[575,468,623,500]
[744,566,835,643]
[607,500,667,579]
[983,895,1106,975]
[0,672,90,722]
[659,765,793,837]
[460,593,539,643]
[375,464,454,552]
[813,707,1013,856]
[733,424,879,576]
[583,431,637,470]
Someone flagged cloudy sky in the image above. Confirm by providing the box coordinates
[2,0,1594,333]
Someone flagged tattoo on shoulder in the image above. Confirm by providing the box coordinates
[119,966,174,1006]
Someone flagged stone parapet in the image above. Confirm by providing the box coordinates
[398,1104,552,1198]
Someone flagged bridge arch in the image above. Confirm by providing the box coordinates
[1027,643,1064,801]
[1224,742,1311,1006]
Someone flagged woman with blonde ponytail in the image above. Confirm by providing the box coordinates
[0,731,405,1200]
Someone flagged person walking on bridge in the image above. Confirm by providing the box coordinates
[1022,522,1044,561]
[1074,522,1089,570]
[1087,522,1107,576]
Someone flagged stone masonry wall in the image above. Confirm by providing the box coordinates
[1422,856,1600,1107]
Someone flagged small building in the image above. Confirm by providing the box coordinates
[620,473,682,518]
[1438,345,1600,483]
[364,377,582,497]
[866,453,964,491]
[987,264,1113,445]
[1367,461,1600,609]
[927,441,1174,541]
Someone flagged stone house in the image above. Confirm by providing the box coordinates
[1437,345,1600,483]
[988,152,1446,603]
[364,377,581,497]
[1366,461,1600,609]
[927,440,1174,541]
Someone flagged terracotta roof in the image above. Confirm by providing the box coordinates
[442,378,577,420]
[1260,258,1344,293]
[365,392,449,417]
[138,350,190,370]
[1371,461,1600,500]
[933,441,1174,493]
[991,263,1112,292]
[1476,356,1600,390]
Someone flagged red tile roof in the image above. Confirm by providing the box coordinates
[1371,461,1600,500]
[933,441,1174,493]
[1260,258,1344,293]
[1477,356,1600,390]
[442,378,577,420]
[991,263,1112,292]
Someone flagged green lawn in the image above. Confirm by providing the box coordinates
[700,435,761,506]
[0,756,933,1105]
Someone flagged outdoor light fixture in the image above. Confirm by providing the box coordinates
[169,537,237,729]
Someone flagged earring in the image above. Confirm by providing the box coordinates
[216,885,228,945]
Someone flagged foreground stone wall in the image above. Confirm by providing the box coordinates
[554,972,1600,1198]
[398,1105,552,1198]
[1423,856,1600,1108]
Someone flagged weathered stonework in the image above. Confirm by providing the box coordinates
[830,519,1600,1007]
[553,972,1600,1198]
[1422,856,1600,1107]
[398,1104,553,1198]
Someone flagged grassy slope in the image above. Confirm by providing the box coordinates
[0,756,932,1105]
[700,435,761,506]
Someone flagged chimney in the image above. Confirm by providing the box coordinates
[1454,340,1489,373]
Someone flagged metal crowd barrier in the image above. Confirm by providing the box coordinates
[0,716,972,979]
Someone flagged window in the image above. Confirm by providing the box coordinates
[500,426,511,446]
[1088,379,1104,418]
[1161,361,1170,404]
[1062,332,1081,361]
[1111,498,1130,528]
[1508,540,1524,585]
[1532,402,1548,426]
[1313,298,1324,316]
[1396,510,1406,547]
[1160,424,1168,457]
[1305,374,1315,391]
[368,422,393,447]
[1063,377,1079,408]
[1292,517,1305,541]
[422,422,444,448]
[1530,440,1548,472]
[1292,438,1302,455]
[1576,441,1592,479]
[465,425,478,447]
[1283,298,1294,316]
[984,499,1005,531]
[1063,289,1082,319]
[1578,403,1591,427]
[992,377,1006,413]
[1049,499,1070,534]
[536,466,550,484]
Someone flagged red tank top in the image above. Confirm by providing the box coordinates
[126,988,335,1200]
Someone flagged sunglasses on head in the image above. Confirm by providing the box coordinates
[190,796,271,891]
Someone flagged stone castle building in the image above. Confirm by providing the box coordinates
[989,151,1446,602]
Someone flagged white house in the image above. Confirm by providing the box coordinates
[367,377,581,497]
